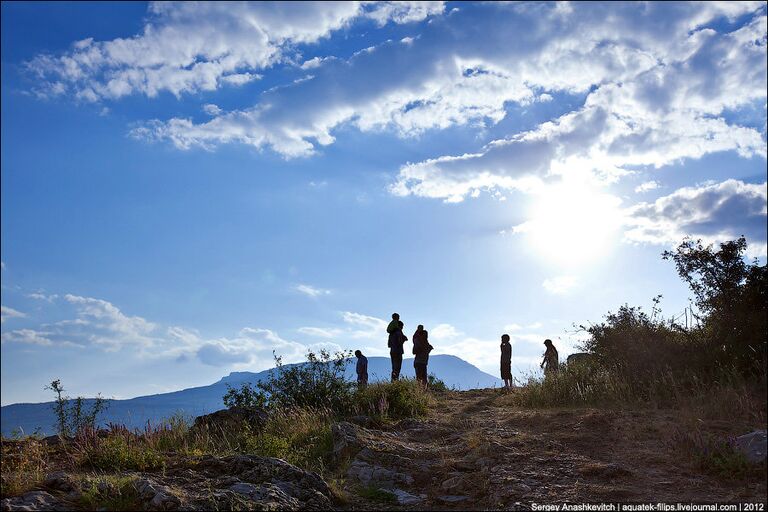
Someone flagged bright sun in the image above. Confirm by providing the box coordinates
[520,182,623,266]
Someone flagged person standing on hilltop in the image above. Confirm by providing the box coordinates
[412,325,433,388]
[355,350,368,390]
[540,339,559,376]
[500,334,513,389]
[387,312,400,336]
[388,316,407,381]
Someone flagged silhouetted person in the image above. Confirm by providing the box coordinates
[355,350,368,390]
[541,339,559,375]
[500,334,513,389]
[388,319,407,381]
[412,325,433,388]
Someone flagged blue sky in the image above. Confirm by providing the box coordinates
[1,1,766,405]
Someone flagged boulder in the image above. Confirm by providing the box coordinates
[43,471,76,493]
[331,422,367,462]
[0,491,69,511]
[194,454,333,510]
[734,430,767,464]
[228,482,300,510]
[134,478,182,511]
[346,460,414,489]
[192,407,268,434]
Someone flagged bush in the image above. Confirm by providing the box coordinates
[223,382,267,410]
[663,237,767,376]
[225,350,355,415]
[354,379,431,420]
[46,379,109,437]
[427,374,450,392]
[517,236,768,408]
[241,407,334,473]
[73,427,164,471]
[669,428,753,478]
[78,475,142,511]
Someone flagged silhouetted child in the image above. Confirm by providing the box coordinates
[388,319,407,381]
[386,313,400,334]
[355,350,368,390]
[500,334,512,389]
[412,325,433,388]
[540,339,559,376]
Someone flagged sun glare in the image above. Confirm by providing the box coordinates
[519,183,623,266]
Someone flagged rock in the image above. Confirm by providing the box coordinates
[192,407,268,434]
[43,471,76,493]
[346,460,414,489]
[440,476,465,492]
[332,422,367,461]
[384,489,425,506]
[512,482,532,494]
[134,478,182,511]
[437,495,470,503]
[734,430,767,464]
[229,482,300,510]
[0,491,69,511]
[194,454,333,510]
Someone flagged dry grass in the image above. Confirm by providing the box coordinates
[0,437,49,497]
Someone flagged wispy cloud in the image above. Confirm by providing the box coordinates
[294,284,331,298]
[26,2,443,102]
[542,276,578,295]
[635,181,660,193]
[1,306,26,324]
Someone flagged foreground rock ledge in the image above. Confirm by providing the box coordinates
[1,455,334,511]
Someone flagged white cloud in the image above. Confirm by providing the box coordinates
[294,283,331,298]
[202,103,222,116]
[297,326,344,339]
[1,306,26,323]
[1,328,53,346]
[635,181,660,193]
[430,323,462,340]
[27,2,443,102]
[124,2,766,172]
[196,327,341,368]
[625,179,768,257]
[542,276,578,295]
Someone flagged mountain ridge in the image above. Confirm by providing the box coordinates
[1,354,501,436]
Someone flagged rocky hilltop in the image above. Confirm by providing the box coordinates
[2,389,766,511]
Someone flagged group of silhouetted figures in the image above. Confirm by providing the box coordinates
[354,312,560,389]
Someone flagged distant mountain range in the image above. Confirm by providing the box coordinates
[1,355,501,436]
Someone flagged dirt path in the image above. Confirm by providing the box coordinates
[342,389,766,509]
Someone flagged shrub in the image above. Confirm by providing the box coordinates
[663,237,767,377]
[225,350,355,415]
[78,475,142,511]
[669,428,753,478]
[427,374,450,392]
[73,427,164,471]
[223,382,267,410]
[46,379,109,437]
[241,407,334,473]
[354,379,431,420]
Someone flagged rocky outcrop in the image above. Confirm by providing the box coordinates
[734,430,767,464]
[0,491,69,512]
[190,454,333,510]
[191,407,268,434]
